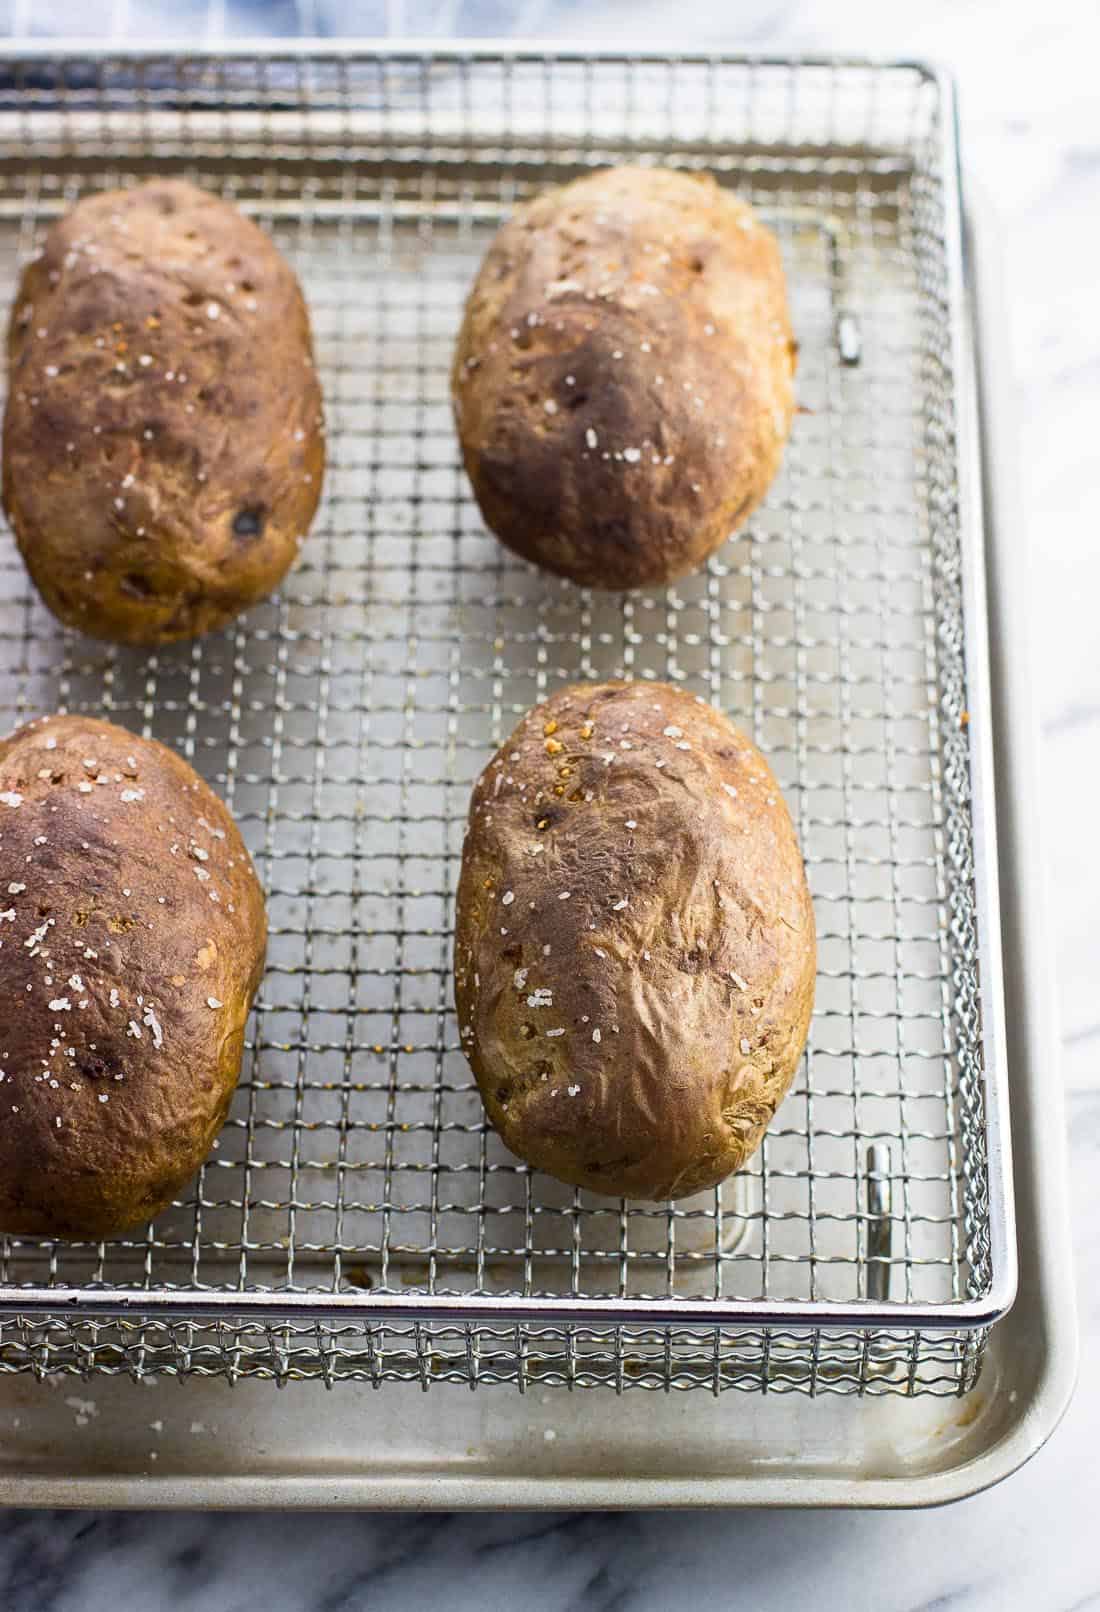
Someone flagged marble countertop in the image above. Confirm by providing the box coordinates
[0,2,1096,1608]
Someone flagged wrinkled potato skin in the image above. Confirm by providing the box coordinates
[454,681,816,1201]
[452,166,795,589]
[3,179,324,643]
[0,714,266,1238]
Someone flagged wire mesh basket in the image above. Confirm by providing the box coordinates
[0,46,1014,1395]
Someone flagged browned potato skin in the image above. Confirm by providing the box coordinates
[0,714,266,1238]
[454,682,815,1201]
[452,166,796,590]
[2,179,324,644]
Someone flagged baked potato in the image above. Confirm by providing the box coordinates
[2,178,324,644]
[454,680,815,1200]
[452,166,795,589]
[0,713,266,1238]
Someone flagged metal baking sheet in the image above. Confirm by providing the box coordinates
[0,190,1076,1493]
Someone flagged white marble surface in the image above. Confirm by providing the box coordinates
[0,2,1098,1608]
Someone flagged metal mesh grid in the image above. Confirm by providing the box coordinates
[0,1315,986,1397]
[0,52,1000,1394]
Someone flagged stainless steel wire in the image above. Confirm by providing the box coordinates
[0,50,1002,1393]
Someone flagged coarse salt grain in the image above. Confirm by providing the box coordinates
[206,997,223,1010]
[142,1006,164,1050]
